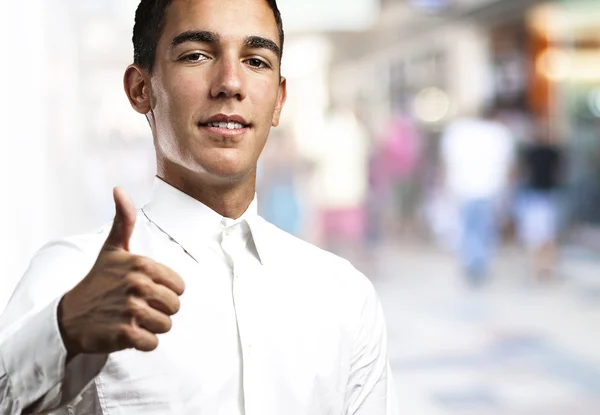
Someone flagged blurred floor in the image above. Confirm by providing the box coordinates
[351,241,600,415]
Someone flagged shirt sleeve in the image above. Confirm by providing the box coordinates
[0,238,108,414]
[344,268,399,415]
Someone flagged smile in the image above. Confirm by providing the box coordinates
[205,121,245,130]
[198,123,250,138]
[199,113,251,137]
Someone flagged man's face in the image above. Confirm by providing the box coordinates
[149,0,286,182]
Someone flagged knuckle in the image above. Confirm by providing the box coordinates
[117,324,136,346]
[125,296,143,315]
[133,277,153,295]
[125,271,144,287]
[133,256,155,275]
[126,274,156,298]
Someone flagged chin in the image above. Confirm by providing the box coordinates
[187,147,256,181]
[199,161,254,182]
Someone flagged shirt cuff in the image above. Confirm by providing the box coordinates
[2,297,107,410]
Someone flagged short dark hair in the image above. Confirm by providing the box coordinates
[132,0,284,73]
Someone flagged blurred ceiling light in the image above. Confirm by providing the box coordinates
[414,87,450,123]
[527,3,566,40]
[536,48,571,81]
[410,0,450,13]
[566,51,600,82]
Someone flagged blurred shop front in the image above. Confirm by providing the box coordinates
[326,0,600,249]
[470,0,600,247]
[551,1,600,246]
[327,0,548,239]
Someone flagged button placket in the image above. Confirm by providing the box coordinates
[226,230,257,413]
[226,228,248,342]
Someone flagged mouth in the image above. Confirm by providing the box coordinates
[198,114,251,137]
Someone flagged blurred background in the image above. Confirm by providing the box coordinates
[2,0,600,413]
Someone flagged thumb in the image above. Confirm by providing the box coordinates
[104,187,137,251]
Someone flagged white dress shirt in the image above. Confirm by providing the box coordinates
[0,177,397,415]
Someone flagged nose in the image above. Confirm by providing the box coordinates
[210,57,246,101]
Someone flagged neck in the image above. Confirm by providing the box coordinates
[157,162,257,219]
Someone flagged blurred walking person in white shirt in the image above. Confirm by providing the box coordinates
[440,107,516,285]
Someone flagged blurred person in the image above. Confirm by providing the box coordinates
[314,103,371,256]
[0,1,397,414]
[516,119,564,280]
[370,110,421,240]
[257,128,302,236]
[366,138,387,245]
[440,107,516,285]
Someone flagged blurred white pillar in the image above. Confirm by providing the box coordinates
[448,23,493,116]
[279,35,332,243]
[281,35,331,158]
[0,1,50,311]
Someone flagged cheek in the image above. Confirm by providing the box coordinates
[160,72,207,113]
[153,81,203,146]
[250,80,279,120]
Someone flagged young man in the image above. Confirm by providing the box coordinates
[0,0,397,414]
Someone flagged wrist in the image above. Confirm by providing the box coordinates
[57,293,81,362]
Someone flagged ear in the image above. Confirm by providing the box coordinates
[124,64,152,114]
[271,76,287,127]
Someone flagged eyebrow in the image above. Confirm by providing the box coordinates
[244,36,281,58]
[170,30,281,58]
[170,30,219,49]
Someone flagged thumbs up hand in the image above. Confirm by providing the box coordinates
[58,188,185,359]
[103,186,138,252]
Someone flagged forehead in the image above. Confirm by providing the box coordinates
[160,0,279,46]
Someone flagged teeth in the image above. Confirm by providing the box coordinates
[207,121,245,129]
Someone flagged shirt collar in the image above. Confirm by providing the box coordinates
[141,177,265,265]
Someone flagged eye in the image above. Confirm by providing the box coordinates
[246,58,268,69]
[181,52,208,63]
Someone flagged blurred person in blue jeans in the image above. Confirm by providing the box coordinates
[257,128,302,236]
[440,107,516,285]
[516,120,564,280]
